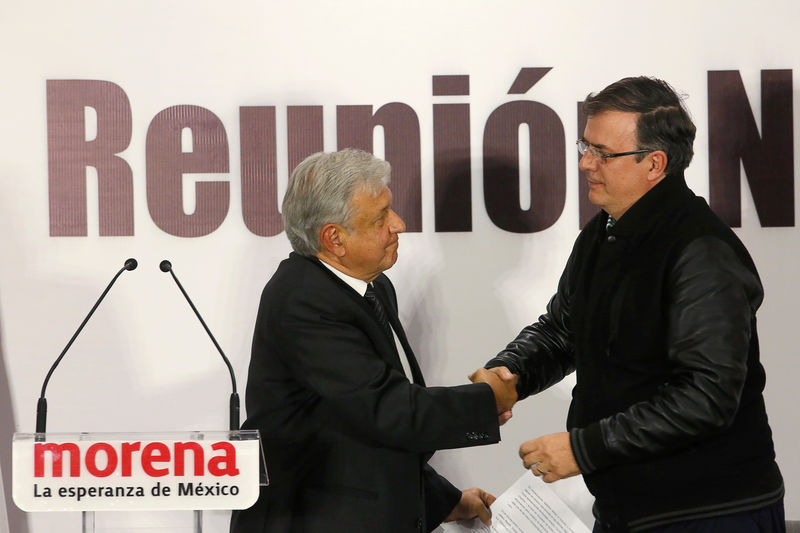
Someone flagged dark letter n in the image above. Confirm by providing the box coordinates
[708,70,794,227]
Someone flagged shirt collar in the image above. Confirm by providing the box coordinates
[318,259,369,296]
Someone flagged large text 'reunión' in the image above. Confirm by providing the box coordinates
[46,70,794,237]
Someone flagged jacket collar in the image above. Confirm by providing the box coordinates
[605,172,694,239]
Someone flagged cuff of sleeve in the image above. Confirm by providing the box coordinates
[471,382,502,443]
[569,422,612,475]
[422,464,461,529]
[443,486,462,523]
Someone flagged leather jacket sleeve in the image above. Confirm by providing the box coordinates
[570,236,763,474]
[484,247,577,400]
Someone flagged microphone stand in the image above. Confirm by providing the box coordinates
[160,260,241,533]
[159,260,240,431]
[36,258,138,435]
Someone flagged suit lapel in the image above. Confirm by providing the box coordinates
[305,256,409,376]
[372,279,425,386]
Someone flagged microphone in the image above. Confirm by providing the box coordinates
[159,260,240,431]
[36,258,138,434]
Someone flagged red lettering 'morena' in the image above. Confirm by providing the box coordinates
[34,441,238,478]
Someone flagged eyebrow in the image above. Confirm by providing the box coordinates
[374,205,390,221]
[581,137,610,151]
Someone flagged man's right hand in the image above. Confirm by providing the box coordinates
[469,366,518,416]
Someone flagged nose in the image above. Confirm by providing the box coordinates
[578,151,596,172]
[389,209,406,234]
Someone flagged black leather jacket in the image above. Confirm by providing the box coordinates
[486,174,783,532]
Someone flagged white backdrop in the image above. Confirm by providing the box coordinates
[1,1,798,531]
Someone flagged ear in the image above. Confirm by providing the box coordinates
[647,150,668,181]
[319,223,346,257]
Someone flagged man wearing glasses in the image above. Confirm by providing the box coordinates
[471,76,785,532]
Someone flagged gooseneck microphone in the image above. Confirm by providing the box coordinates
[36,258,138,433]
[159,260,240,431]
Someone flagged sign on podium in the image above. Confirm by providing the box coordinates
[13,430,265,515]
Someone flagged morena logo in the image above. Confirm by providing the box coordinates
[34,441,239,478]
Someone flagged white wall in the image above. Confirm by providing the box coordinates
[1,1,798,530]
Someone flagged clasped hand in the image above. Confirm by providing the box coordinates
[469,366,518,424]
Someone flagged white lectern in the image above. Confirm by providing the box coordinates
[12,429,267,532]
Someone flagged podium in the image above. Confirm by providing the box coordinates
[12,430,267,532]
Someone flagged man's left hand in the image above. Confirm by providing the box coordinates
[519,432,580,483]
[444,487,496,526]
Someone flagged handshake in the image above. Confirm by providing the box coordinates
[469,366,518,425]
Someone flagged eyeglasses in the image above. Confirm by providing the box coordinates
[576,139,653,160]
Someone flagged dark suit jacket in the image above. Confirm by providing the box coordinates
[231,253,500,533]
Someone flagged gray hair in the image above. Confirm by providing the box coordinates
[282,149,391,256]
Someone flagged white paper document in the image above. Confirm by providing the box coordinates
[440,472,591,533]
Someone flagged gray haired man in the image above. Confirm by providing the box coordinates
[231,149,517,533]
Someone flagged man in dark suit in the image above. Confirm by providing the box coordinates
[231,149,517,533]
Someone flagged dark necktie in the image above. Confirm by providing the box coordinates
[364,283,394,342]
